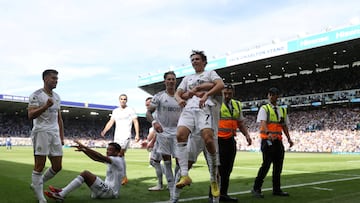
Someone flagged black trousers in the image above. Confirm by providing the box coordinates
[218,136,237,195]
[253,139,285,192]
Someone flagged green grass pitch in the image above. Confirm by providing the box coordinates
[0,146,359,203]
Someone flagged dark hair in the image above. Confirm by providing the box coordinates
[164,71,176,80]
[42,69,58,80]
[145,97,152,102]
[190,50,207,65]
[108,142,121,152]
[119,94,127,100]
[224,83,234,89]
[268,87,280,95]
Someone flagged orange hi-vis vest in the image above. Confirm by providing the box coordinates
[259,104,287,140]
[218,99,241,139]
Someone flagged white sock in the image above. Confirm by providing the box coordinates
[176,142,188,176]
[42,167,56,183]
[173,169,181,199]
[59,175,84,197]
[164,160,174,183]
[32,170,46,201]
[174,163,180,176]
[206,151,217,182]
[164,160,174,198]
[151,160,163,186]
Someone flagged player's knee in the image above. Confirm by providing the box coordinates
[52,165,62,173]
[204,137,214,146]
[201,128,214,139]
[176,127,190,142]
[80,170,91,177]
[150,159,160,167]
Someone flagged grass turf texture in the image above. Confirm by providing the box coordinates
[0,146,359,203]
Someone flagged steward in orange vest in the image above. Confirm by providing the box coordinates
[259,104,287,140]
[252,87,294,198]
[217,83,251,202]
[218,99,242,139]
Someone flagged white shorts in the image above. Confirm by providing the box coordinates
[31,131,63,156]
[90,177,117,199]
[177,106,213,133]
[156,134,177,157]
[150,140,162,161]
[114,137,130,151]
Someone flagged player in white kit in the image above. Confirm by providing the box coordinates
[28,69,64,203]
[101,94,140,185]
[147,71,182,201]
[44,141,123,201]
[173,82,222,203]
[174,50,224,198]
[145,97,164,191]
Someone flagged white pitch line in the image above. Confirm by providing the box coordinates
[312,186,333,191]
[150,176,360,203]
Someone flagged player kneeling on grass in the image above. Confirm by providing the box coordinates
[45,140,124,201]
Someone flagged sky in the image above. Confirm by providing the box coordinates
[0,0,359,114]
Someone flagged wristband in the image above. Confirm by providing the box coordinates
[152,120,157,125]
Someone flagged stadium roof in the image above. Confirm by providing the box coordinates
[138,24,360,95]
[2,24,360,120]
[0,94,117,120]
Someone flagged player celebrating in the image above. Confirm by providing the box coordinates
[147,71,182,201]
[44,141,123,201]
[28,69,64,203]
[101,94,140,185]
[174,50,224,198]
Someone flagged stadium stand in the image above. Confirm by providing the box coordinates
[1,106,359,152]
[1,24,360,152]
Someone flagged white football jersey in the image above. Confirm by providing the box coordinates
[111,106,137,140]
[177,70,222,109]
[28,88,61,132]
[150,90,182,137]
[104,156,123,197]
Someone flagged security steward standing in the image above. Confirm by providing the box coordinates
[218,84,252,202]
[251,87,294,198]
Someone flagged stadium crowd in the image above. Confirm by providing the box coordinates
[234,106,360,153]
[1,106,359,153]
[236,66,360,103]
